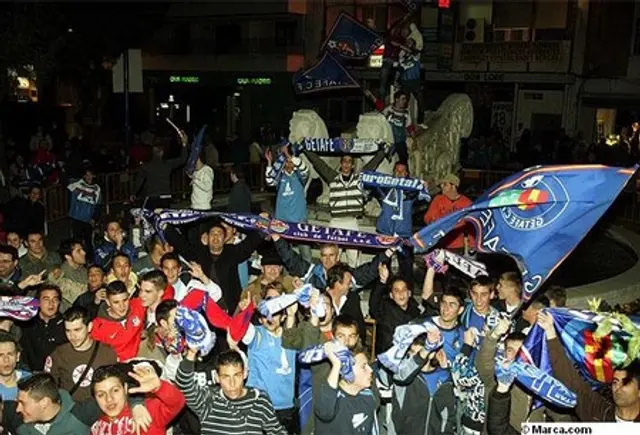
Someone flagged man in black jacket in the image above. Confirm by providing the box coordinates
[19,284,67,371]
[325,263,367,342]
[165,221,264,313]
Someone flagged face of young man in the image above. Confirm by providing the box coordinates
[6,233,22,251]
[340,156,354,175]
[334,324,359,350]
[612,370,640,410]
[106,293,130,319]
[217,363,246,400]
[332,272,353,298]
[161,259,181,285]
[0,341,19,378]
[469,284,493,314]
[68,243,87,266]
[504,338,524,362]
[439,295,462,324]
[393,163,408,178]
[64,319,92,350]
[496,278,519,301]
[88,267,105,291]
[39,290,60,320]
[350,353,373,390]
[27,233,45,256]
[320,246,339,271]
[390,280,410,310]
[16,391,47,423]
[139,281,163,309]
[106,222,122,244]
[0,253,17,279]
[94,376,128,418]
[112,256,131,282]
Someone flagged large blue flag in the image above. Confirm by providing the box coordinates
[185,125,207,176]
[321,12,383,60]
[411,165,637,302]
[293,52,360,94]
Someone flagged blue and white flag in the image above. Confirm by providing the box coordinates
[257,284,326,320]
[175,306,216,357]
[298,341,355,382]
[411,165,637,302]
[321,12,383,60]
[294,52,360,95]
[378,321,442,373]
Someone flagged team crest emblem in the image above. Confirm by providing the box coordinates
[131,316,141,327]
[376,235,398,245]
[270,219,290,234]
[490,174,569,231]
[341,139,355,153]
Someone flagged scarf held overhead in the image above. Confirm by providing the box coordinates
[298,340,355,382]
[258,284,326,320]
[378,321,443,373]
[360,170,431,201]
[297,138,384,155]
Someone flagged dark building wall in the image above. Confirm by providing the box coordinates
[583,0,635,77]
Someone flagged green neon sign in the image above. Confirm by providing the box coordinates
[237,77,272,86]
[170,75,200,84]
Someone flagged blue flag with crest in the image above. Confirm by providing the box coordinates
[411,165,637,302]
[293,52,360,94]
[321,12,383,60]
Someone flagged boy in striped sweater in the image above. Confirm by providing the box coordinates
[176,347,287,435]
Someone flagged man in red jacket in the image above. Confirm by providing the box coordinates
[90,281,146,361]
[91,363,185,435]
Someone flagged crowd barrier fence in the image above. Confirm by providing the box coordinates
[43,166,640,229]
[43,162,267,224]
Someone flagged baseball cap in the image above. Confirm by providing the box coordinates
[439,174,460,187]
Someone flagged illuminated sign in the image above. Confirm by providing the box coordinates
[439,0,451,8]
[170,75,200,84]
[237,77,272,85]
[368,44,384,69]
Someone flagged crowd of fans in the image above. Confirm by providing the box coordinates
[0,128,636,435]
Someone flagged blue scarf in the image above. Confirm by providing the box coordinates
[174,306,216,356]
[185,125,208,176]
[265,139,291,184]
[360,170,431,201]
[257,284,326,320]
[298,340,355,382]
[296,137,384,154]
[378,321,443,373]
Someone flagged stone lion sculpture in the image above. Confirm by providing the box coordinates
[288,109,329,199]
[408,94,473,192]
[357,112,396,217]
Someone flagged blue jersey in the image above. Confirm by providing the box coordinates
[67,179,101,223]
[431,316,464,363]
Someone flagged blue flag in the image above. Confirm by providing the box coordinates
[185,125,208,176]
[321,12,383,60]
[293,52,360,94]
[411,165,637,301]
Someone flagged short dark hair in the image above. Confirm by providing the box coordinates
[92,365,128,394]
[231,166,245,181]
[145,234,164,255]
[388,276,412,292]
[332,314,359,336]
[160,252,180,267]
[208,222,227,235]
[58,238,83,260]
[0,245,18,261]
[326,263,352,290]
[37,284,62,301]
[140,270,168,292]
[505,332,526,345]
[111,251,131,267]
[106,280,129,297]
[546,286,567,307]
[526,295,550,311]
[63,306,91,325]
[0,331,20,352]
[216,349,245,371]
[26,231,44,239]
[441,286,465,307]
[18,373,61,403]
[469,275,494,290]
[88,264,104,274]
[500,271,521,289]
[393,90,409,101]
[156,299,178,325]
[618,359,640,388]
[104,215,122,228]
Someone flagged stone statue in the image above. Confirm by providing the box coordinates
[288,109,329,198]
[356,111,396,217]
[408,94,473,192]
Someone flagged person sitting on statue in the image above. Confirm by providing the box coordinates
[302,148,386,268]
[383,90,415,167]
[397,36,423,125]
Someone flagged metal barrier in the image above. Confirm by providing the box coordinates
[43,162,267,223]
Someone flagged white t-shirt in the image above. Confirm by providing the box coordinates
[190,164,214,210]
